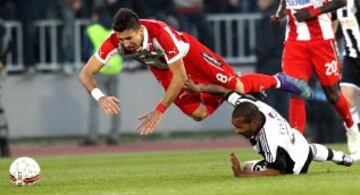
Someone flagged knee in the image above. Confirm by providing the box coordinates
[188,103,208,121]
[326,92,340,104]
[190,112,208,122]
[324,86,340,104]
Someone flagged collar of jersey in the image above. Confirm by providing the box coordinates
[139,25,149,51]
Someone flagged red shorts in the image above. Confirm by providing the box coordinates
[150,33,237,115]
[282,40,341,86]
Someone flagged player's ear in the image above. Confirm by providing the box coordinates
[250,119,258,130]
[139,26,144,34]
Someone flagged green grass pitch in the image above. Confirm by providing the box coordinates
[1,144,359,194]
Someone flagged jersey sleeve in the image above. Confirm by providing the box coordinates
[154,26,186,64]
[225,92,258,107]
[94,32,121,64]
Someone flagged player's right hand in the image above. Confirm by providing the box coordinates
[98,96,120,115]
[230,152,242,177]
[270,14,282,27]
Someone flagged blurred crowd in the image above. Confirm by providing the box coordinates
[0,0,260,74]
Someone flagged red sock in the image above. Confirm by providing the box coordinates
[239,73,278,94]
[333,94,354,128]
[201,93,224,116]
[289,98,306,133]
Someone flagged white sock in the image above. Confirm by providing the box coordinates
[310,144,344,163]
[350,107,360,125]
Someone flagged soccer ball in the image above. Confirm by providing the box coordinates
[9,157,41,186]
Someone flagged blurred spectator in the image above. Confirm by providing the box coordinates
[16,0,48,77]
[204,0,256,13]
[242,0,258,12]
[204,0,236,13]
[254,0,288,118]
[174,0,214,49]
[93,0,177,24]
[57,0,91,76]
[82,7,123,145]
[0,0,17,20]
[93,0,149,18]
[0,18,10,157]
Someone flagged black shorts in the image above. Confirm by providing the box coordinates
[341,56,360,90]
[299,146,313,174]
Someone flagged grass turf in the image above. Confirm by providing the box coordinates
[0,144,359,194]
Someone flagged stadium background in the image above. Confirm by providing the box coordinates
[0,0,348,143]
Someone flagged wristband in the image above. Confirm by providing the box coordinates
[91,88,105,101]
[309,7,321,17]
[155,103,168,113]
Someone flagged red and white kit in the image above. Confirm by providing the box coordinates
[282,0,349,133]
[95,19,240,115]
[283,0,340,85]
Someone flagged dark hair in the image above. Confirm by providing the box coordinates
[112,8,140,32]
[232,102,260,124]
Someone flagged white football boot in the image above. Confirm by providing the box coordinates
[346,123,360,161]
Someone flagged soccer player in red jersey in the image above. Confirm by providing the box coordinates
[79,8,310,135]
[271,0,360,155]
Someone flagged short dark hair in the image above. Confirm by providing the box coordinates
[232,102,260,124]
[112,8,140,32]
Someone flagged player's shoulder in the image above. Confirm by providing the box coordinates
[140,19,169,29]
[140,19,174,35]
[100,31,118,44]
[109,31,119,41]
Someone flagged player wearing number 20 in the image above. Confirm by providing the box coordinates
[79,8,311,136]
[272,0,360,157]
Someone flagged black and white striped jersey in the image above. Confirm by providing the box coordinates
[226,92,311,174]
[337,0,360,58]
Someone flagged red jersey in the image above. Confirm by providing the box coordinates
[94,19,239,115]
[95,19,190,69]
[285,0,334,41]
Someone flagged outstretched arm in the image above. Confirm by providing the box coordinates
[294,0,347,22]
[230,153,282,177]
[136,58,187,135]
[79,56,120,115]
[184,79,232,97]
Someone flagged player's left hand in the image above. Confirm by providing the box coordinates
[294,9,314,22]
[136,110,164,135]
[184,79,201,94]
[230,152,242,177]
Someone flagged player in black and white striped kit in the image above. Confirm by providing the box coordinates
[184,80,353,177]
[335,0,360,160]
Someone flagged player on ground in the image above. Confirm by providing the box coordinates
[334,0,360,160]
[271,0,360,156]
[184,80,353,177]
[79,8,311,135]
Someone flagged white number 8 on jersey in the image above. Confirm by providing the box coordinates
[216,73,228,83]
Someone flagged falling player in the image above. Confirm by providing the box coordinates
[79,8,311,135]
